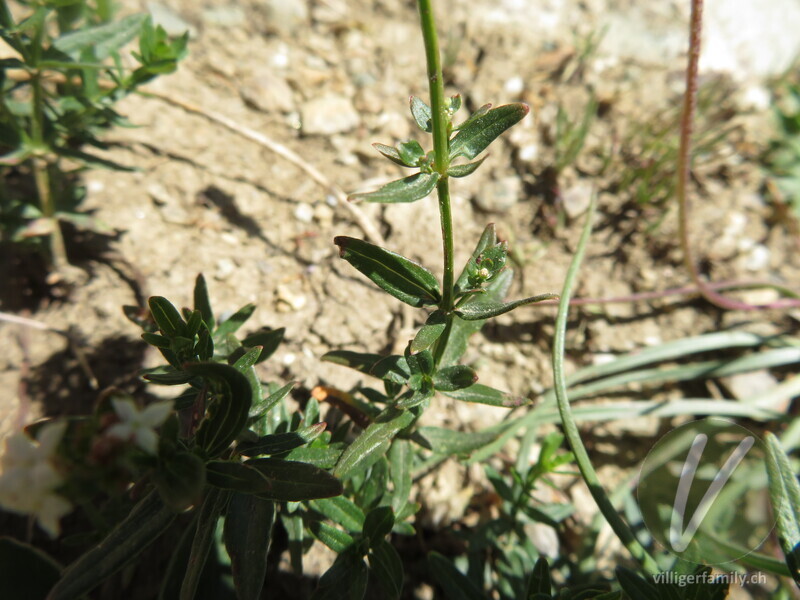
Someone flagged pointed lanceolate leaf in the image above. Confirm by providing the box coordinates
[373,143,412,167]
[454,293,558,320]
[442,383,525,407]
[450,103,530,160]
[312,549,369,600]
[237,424,326,457]
[214,303,256,340]
[398,140,425,166]
[193,274,215,330]
[432,366,478,392]
[527,557,552,599]
[349,172,439,204]
[149,296,186,337]
[369,539,403,600]
[410,96,433,132]
[188,362,252,458]
[334,237,441,307]
[310,496,365,533]
[370,355,411,384]
[310,522,355,553]
[427,552,485,600]
[207,459,342,501]
[410,310,447,353]
[47,491,175,600]
[54,14,147,60]
[322,350,383,375]
[242,327,284,363]
[447,156,487,178]
[453,103,492,131]
[455,223,498,295]
[248,458,342,501]
[224,493,275,600]
[334,408,415,478]
[614,567,658,600]
[363,506,395,546]
[765,432,800,585]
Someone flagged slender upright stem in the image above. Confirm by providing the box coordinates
[31,74,68,269]
[417,0,454,314]
[676,0,800,310]
[553,198,660,575]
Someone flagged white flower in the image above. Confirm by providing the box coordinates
[0,422,73,537]
[107,399,173,455]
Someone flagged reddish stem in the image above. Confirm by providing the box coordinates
[677,0,800,310]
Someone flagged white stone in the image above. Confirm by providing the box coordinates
[744,244,770,271]
[294,203,314,223]
[300,95,360,135]
[561,181,593,218]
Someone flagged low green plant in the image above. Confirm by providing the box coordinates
[0,0,187,270]
[0,275,343,599]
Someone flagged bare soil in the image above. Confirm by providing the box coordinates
[1,0,799,596]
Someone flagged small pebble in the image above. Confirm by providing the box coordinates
[294,203,314,223]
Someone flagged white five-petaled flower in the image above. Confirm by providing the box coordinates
[107,398,173,455]
[0,421,73,538]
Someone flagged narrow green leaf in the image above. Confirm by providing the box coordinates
[153,451,206,511]
[224,493,275,600]
[334,236,441,307]
[526,557,552,599]
[237,424,326,457]
[447,156,487,178]
[389,440,412,514]
[242,327,284,363]
[427,552,485,600]
[614,567,657,600]
[148,296,186,337]
[322,350,383,375]
[453,103,492,131]
[442,383,525,407]
[142,369,197,385]
[54,14,146,60]
[312,549,369,600]
[233,346,263,371]
[214,303,256,340]
[310,521,354,553]
[455,224,498,294]
[411,310,447,353]
[180,488,227,600]
[349,172,439,204]
[363,506,395,546]
[283,445,344,469]
[433,365,478,391]
[371,355,411,384]
[310,496,365,533]
[246,458,343,501]
[250,381,294,422]
[0,537,60,600]
[373,143,410,167]
[765,432,800,585]
[454,293,558,320]
[410,96,433,132]
[193,274,215,330]
[47,491,175,600]
[369,539,403,600]
[334,408,415,478]
[189,362,252,458]
[398,140,425,166]
[416,426,504,456]
[450,103,529,160]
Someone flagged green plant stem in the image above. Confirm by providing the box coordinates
[417,0,456,366]
[552,196,660,576]
[31,74,68,269]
